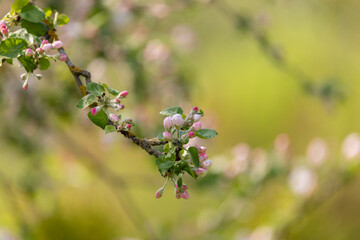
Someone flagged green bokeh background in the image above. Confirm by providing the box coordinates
[1,0,360,239]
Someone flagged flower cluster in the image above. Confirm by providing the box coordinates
[77,82,133,133]
[0,20,8,37]
[154,106,217,199]
[21,40,67,90]
[0,4,71,90]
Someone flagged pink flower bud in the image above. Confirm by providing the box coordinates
[52,40,63,48]
[193,114,201,122]
[171,114,184,127]
[199,146,207,153]
[25,48,33,57]
[119,90,128,98]
[180,191,190,199]
[195,168,207,177]
[192,106,198,112]
[59,54,67,61]
[109,114,119,122]
[115,104,125,111]
[126,124,132,130]
[42,43,52,52]
[22,81,28,90]
[193,122,202,131]
[1,27,8,35]
[41,40,49,45]
[201,159,212,169]
[115,99,121,103]
[188,131,195,138]
[181,184,188,190]
[91,106,101,116]
[36,47,44,54]
[0,20,6,28]
[199,153,208,162]
[175,190,181,199]
[155,187,164,198]
[163,116,173,131]
[163,131,171,141]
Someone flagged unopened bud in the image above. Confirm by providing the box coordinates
[195,167,207,177]
[163,116,173,131]
[22,81,28,90]
[115,104,125,111]
[91,106,101,116]
[109,114,119,122]
[25,48,33,57]
[193,114,201,122]
[172,114,184,127]
[192,122,202,131]
[155,187,164,198]
[126,124,132,130]
[41,40,49,45]
[180,191,190,199]
[59,54,67,61]
[52,40,63,48]
[192,106,199,112]
[188,131,195,138]
[201,159,212,169]
[1,27,8,35]
[36,47,44,54]
[119,90,128,98]
[163,131,172,141]
[42,43,52,52]
[199,153,208,162]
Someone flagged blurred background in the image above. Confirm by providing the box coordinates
[1,0,360,239]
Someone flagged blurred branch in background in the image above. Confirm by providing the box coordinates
[207,0,346,109]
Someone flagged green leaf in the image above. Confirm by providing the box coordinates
[160,106,183,116]
[177,178,182,188]
[188,147,200,168]
[56,14,69,25]
[19,4,45,23]
[0,38,28,58]
[76,94,96,109]
[184,164,197,179]
[12,0,30,11]
[156,155,174,172]
[102,83,120,95]
[8,29,41,45]
[20,19,47,36]
[86,82,105,97]
[194,129,218,139]
[17,55,37,72]
[87,109,108,129]
[38,58,50,70]
[104,125,116,134]
[157,133,165,141]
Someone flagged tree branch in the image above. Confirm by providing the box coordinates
[47,30,165,159]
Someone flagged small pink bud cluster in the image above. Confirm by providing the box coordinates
[174,184,189,200]
[91,106,102,116]
[25,48,34,57]
[52,40,63,49]
[119,118,134,131]
[111,91,128,113]
[1,21,8,36]
[59,54,67,61]
[155,187,164,198]
[109,114,119,122]
[195,145,212,177]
